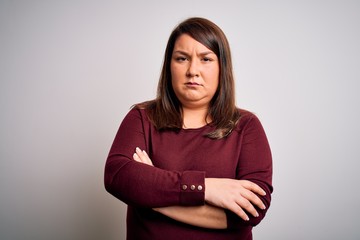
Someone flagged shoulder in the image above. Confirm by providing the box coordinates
[126,100,156,117]
[125,107,148,121]
[234,108,264,132]
[238,108,257,122]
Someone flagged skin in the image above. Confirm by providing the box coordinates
[133,147,266,228]
[132,34,266,229]
[171,34,220,128]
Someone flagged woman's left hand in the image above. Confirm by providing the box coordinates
[133,147,154,166]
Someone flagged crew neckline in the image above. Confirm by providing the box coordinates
[181,123,212,132]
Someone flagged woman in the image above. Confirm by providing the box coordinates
[104,17,273,240]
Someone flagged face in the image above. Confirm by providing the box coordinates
[170,34,219,109]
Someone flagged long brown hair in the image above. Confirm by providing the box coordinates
[135,17,240,139]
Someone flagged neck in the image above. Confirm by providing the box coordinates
[182,106,211,129]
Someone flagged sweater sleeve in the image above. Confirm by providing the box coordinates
[104,109,205,208]
[226,114,273,228]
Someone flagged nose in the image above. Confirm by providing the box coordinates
[186,60,200,77]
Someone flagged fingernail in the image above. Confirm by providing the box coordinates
[136,147,140,152]
[262,205,266,210]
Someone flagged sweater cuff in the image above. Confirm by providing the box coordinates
[179,171,205,206]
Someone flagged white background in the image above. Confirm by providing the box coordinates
[1,1,359,239]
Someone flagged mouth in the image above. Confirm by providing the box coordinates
[185,82,201,86]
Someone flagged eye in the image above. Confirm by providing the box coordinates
[202,57,212,62]
[175,56,187,62]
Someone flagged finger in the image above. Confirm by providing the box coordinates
[135,147,144,158]
[138,149,150,162]
[133,152,141,162]
[236,197,259,218]
[135,147,154,166]
[240,190,266,210]
[142,149,149,158]
[228,202,250,221]
[136,147,149,163]
[142,150,154,166]
[241,180,266,196]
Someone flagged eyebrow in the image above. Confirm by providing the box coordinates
[173,50,215,56]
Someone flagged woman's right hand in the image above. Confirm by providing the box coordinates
[204,178,267,221]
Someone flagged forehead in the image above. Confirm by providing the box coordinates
[173,34,214,53]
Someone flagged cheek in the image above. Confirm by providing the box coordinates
[207,68,220,87]
[170,70,179,90]
[212,79,220,93]
[170,62,177,77]
[170,65,183,83]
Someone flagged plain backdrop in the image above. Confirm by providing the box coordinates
[1,1,360,239]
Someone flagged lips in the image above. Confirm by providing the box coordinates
[185,82,201,86]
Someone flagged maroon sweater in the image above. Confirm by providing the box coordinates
[104,108,273,240]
